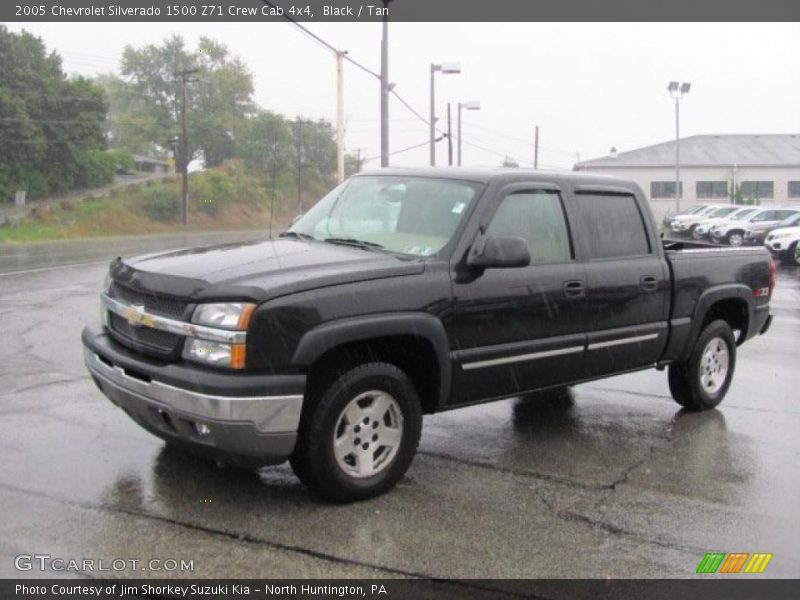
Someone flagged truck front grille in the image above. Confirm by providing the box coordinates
[108,313,183,358]
[109,283,188,320]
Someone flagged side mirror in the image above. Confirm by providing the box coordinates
[467,236,530,269]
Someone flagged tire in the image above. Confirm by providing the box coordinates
[290,362,423,503]
[726,230,744,246]
[668,319,736,411]
[787,241,800,266]
[691,227,704,240]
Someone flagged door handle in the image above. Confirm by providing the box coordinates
[563,280,585,298]
[640,276,658,292]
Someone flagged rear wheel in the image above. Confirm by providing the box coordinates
[668,319,736,411]
[290,362,422,503]
[726,230,744,246]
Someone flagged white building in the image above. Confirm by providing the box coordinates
[574,134,800,208]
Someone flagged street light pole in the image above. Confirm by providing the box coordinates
[457,100,480,167]
[336,51,346,183]
[429,62,460,166]
[380,3,390,167]
[668,81,691,212]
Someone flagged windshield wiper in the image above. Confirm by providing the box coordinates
[324,237,384,250]
[278,231,315,241]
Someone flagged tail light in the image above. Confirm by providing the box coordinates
[769,259,777,296]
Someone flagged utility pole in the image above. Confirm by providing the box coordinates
[294,120,304,216]
[175,68,199,226]
[380,1,391,167]
[447,103,453,166]
[534,125,539,169]
[336,51,346,183]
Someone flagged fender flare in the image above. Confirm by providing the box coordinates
[679,284,752,362]
[291,312,452,409]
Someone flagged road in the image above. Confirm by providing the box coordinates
[0,236,799,584]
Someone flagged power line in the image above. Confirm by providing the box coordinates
[363,137,444,162]
[261,1,381,80]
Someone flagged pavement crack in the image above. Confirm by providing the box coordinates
[3,376,87,396]
[418,450,610,492]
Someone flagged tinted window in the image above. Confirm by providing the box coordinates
[573,194,650,258]
[774,210,799,220]
[789,182,800,198]
[485,190,572,264]
[697,181,728,199]
[740,181,774,199]
[650,181,682,198]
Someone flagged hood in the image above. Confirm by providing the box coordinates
[767,226,800,238]
[111,239,425,301]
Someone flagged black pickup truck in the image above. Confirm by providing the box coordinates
[82,168,774,502]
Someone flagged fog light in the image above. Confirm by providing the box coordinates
[194,422,211,436]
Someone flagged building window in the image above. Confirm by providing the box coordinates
[789,182,800,198]
[740,181,773,199]
[651,181,682,199]
[696,181,728,199]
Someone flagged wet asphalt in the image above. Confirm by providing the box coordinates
[0,235,798,582]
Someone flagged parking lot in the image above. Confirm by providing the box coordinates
[1,236,799,583]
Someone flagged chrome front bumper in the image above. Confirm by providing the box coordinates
[82,326,305,466]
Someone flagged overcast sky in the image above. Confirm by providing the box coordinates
[9,22,800,169]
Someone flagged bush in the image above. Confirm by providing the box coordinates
[107,149,136,174]
[74,149,117,189]
[133,183,181,221]
[191,170,236,215]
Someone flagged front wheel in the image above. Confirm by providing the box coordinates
[726,231,744,246]
[290,362,422,503]
[668,319,736,411]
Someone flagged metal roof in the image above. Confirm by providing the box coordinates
[575,134,800,169]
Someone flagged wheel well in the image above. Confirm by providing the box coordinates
[702,298,749,343]
[305,336,440,414]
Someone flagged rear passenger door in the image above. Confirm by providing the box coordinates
[568,188,669,378]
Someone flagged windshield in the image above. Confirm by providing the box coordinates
[779,213,800,227]
[730,208,758,220]
[288,175,482,257]
[708,207,737,218]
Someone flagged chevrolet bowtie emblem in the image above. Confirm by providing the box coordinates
[125,305,154,328]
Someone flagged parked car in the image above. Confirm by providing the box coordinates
[662,204,710,229]
[710,207,795,246]
[692,206,760,240]
[744,209,800,245]
[82,169,774,502]
[670,205,738,237]
[765,223,800,265]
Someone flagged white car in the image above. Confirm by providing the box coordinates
[709,207,789,246]
[670,205,737,237]
[693,206,760,240]
[765,225,800,265]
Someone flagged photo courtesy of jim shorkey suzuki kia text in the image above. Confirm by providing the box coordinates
[14,584,388,596]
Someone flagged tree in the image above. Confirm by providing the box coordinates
[106,35,254,169]
[0,26,109,200]
[501,155,519,168]
[238,110,293,201]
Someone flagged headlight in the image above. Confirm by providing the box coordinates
[191,302,255,330]
[183,339,246,369]
[770,232,792,239]
[100,273,112,327]
[184,302,255,369]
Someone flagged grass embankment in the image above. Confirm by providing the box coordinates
[0,165,326,244]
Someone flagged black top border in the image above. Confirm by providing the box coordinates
[4,0,800,22]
